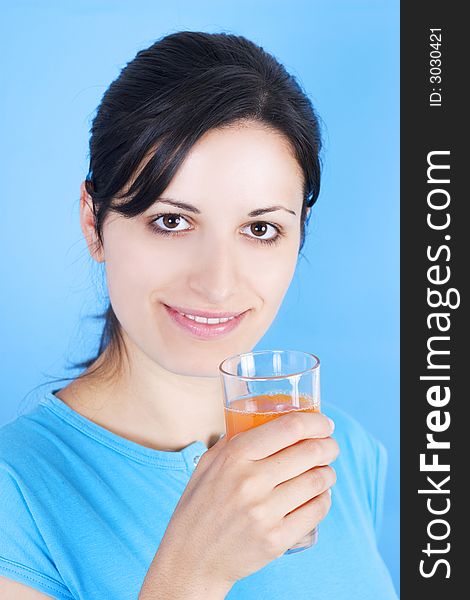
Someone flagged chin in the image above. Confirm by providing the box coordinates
[164,359,222,378]
[155,343,256,378]
[151,349,223,377]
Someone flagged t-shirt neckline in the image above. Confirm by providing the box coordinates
[38,391,209,470]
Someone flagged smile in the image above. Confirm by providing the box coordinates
[163,304,249,340]
[177,313,235,324]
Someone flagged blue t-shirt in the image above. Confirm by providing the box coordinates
[0,391,398,599]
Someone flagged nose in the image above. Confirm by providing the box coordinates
[187,236,240,304]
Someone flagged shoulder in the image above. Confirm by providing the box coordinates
[0,401,63,477]
[0,413,35,461]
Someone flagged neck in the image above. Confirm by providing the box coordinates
[57,335,226,451]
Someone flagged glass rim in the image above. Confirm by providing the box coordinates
[218,349,320,381]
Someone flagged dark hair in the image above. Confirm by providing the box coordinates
[74,30,323,382]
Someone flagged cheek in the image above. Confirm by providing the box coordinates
[102,226,167,320]
[252,244,299,308]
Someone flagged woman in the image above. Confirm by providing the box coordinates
[0,31,398,599]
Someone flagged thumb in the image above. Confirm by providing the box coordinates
[194,433,228,476]
[208,432,228,455]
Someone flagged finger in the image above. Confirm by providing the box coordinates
[260,436,339,486]
[269,466,336,519]
[230,411,335,461]
[281,489,332,549]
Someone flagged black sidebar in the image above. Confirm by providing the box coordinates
[401,3,467,598]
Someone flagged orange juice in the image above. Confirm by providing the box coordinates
[224,392,319,439]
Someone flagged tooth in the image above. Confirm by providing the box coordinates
[178,311,239,324]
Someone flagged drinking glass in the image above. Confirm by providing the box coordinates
[219,349,321,554]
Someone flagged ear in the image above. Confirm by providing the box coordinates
[80,181,105,263]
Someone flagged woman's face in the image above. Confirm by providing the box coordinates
[90,122,305,376]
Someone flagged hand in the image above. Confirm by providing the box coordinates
[149,411,338,592]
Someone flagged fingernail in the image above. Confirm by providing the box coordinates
[327,417,335,432]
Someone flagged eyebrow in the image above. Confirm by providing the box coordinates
[153,198,297,217]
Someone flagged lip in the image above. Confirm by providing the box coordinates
[164,304,245,319]
[163,304,250,340]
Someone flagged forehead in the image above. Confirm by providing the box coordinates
[163,122,304,210]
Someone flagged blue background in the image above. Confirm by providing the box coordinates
[0,0,399,593]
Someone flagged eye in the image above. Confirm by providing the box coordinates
[241,222,282,245]
[149,214,284,246]
[150,213,192,233]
